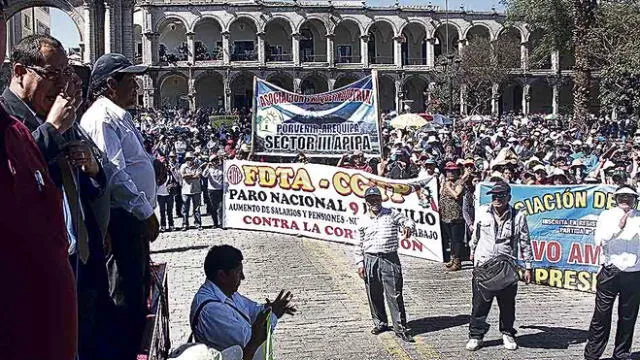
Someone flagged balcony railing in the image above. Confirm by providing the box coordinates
[159,53,188,63]
[336,55,361,64]
[266,53,293,62]
[231,52,258,61]
[301,54,327,62]
[195,52,222,61]
[403,58,427,66]
[369,56,394,64]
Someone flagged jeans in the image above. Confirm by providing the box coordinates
[585,267,640,360]
[208,189,223,227]
[158,195,174,228]
[469,276,517,339]
[182,193,202,227]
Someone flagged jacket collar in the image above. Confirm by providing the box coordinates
[1,88,41,132]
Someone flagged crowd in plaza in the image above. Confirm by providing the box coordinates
[2,10,640,359]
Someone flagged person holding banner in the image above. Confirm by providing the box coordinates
[467,181,533,352]
[584,185,640,360]
[355,186,416,343]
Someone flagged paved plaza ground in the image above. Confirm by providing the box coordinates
[151,218,640,360]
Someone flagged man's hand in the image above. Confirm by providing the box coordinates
[357,266,365,280]
[265,290,297,318]
[523,270,532,284]
[46,94,77,134]
[143,213,160,242]
[66,141,99,177]
[401,227,411,240]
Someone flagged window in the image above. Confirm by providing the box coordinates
[41,7,50,14]
[36,20,50,35]
[23,14,31,30]
[337,45,352,62]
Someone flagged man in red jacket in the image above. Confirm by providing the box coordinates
[0,6,77,360]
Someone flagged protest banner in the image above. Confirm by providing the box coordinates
[477,183,620,293]
[223,160,443,261]
[210,115,240,128]
[251,72,382,157]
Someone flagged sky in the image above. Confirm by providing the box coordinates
[48,0,503,51]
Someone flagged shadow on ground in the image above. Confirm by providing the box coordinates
[151,244,209,255]
[408,314,469,336]
[480,325,589,350]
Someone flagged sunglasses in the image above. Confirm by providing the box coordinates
[491,194,509,200]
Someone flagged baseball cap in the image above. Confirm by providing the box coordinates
[487,181,511,195]
[91,53,148,84]
[364,186,382,198]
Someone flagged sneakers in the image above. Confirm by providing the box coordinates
[503,334,518,350]
[465,338,483,351]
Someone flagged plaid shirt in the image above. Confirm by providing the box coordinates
[354,207,416,266]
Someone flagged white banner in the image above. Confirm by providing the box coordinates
[223,160,443,261]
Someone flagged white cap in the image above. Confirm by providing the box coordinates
[427,136,439,143]
[614,186,639,197]
[533,164,547,173]
[572,140,583,146]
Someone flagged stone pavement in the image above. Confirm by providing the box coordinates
[151,220,640,360]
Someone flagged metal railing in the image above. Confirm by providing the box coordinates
[301,54,327,62]
[336,55,361,64]
[266,53,293,62]
[403,58,427,66]
[231,52,259,61]
[370,56,394,64]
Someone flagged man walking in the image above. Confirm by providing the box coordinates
[355,186,415,342]
[203,154,224,228]
[180,151,203,230]
[81,53,160,360]
[585,185,640,360]
[467,181,533,351]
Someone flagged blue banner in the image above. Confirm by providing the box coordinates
[477,183,620,293]
[251,73,382,157]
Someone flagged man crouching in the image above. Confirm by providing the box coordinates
[467,181,533,351]
[190,245,296,360]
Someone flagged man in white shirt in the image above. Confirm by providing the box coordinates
[191,245,296,360]
[80,53,160,360]
[203,154,224,228]
[585,185,640,360]
[180,151,203,231]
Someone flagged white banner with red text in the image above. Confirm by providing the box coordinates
[223,160,443,261]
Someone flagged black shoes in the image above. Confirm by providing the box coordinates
[371,325,390,335]
[396,331,415,343]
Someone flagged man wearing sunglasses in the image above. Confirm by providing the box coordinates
[585,185,640,360]
[355,186,415,343]
[467,181,533,352]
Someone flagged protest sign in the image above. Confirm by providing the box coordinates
[477,183,620,293]
[223,160,443,261]
[251,72,382,157]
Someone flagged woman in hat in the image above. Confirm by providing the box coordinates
[439,161,467,271]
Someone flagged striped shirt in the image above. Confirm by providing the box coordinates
[355,207,416,266]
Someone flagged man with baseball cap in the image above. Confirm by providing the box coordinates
[585,185,640,360]
[467,181,533,352]
[354,186,416,342]
[80,53,158,360]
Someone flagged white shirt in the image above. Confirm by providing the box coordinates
[203,165,224,190]
[81,97,157,220]
[594,207,640,272]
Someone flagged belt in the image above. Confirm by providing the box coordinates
[366,251,397,257]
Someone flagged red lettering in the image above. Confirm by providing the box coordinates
[567,243,583,264]
[532,240,546,261]
[547,241,561,263]
[584,244,601,265]
[243,216,252,224]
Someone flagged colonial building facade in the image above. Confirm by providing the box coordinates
[134,0,596,116]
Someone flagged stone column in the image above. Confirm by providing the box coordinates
[224,76,232,113]
[186,31,195,64]
[459,85,467,115]
[188,71,196,111]
[457,38,466,54]
[151,33,159,64]
[427,81,437,104]
[293,77,301,93]
[121,3,135,59]
[393,35,403,68]
[491,83,500,117]
[82,0,95,62]
[426,37,435,67]
[360,35,369,66]
[552,83,559,115]
[104,0,116,53]
[257,32,265,64]
[328,78,336,91]
[142,32,153,65]
[114,0,123,53]
[551,50,560,72]
[522,83,531,115]
[395,79,402,113]
[326,33,335,66]
[292,33,300,65]
[142,74,155,108]
[222,31,230,65]
[521,41,529,70]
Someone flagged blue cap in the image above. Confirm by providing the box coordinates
[364,186,382,198]
[90,53,148,85]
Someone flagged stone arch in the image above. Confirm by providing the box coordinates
[399,19,431,35]
[260,15,294,33]
[364,18,398,37]
[434,22,460,59]
[228,17,259,61]
[401,22,427,65]
[195,71,225,109]
[224,15,259,32]
[194,17,223,61]
[378,74,396,112]
[464,24,491,42]
[229,71,255,111]
[295,15,329,34]
[266,72,294,91]
[158,17,189,62]
[334,19,362,63]
[264,17,293,62]
[6,0,85,43]
[402,74,430,113]
[299,18,328,62]
[155,14,190,33]
[367,20,395,64]
[300,73,328,94]
[334,73,361,89]
[497,27,522,68]
[333,16,365,35]
[159,72,189,108]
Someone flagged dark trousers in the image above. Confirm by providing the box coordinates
[174,189,183,217]
[208,189,223,227]
[158,195,174,228]
[107,209,151,360]
[442,221,466,261]
[364,252,408,333]
[585,267,640,360]
[182,193,202,227]
[469,277,517,339]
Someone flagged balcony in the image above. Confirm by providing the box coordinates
[301,54,327,63]
[403,58,427,66]
[336,55,361,64]
[369,56,394,65]
[231,52,258,62]
[266,53,293,62]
